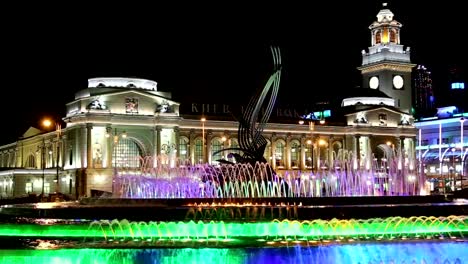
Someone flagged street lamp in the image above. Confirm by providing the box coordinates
[42,118,62,194]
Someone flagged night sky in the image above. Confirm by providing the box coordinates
[2,0,466,145]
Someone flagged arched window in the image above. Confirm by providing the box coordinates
[390,29,396,43]
[26,154,36,168]
[211,138,223,165]
[290,140,300,168]
[112,138,143,168]
[194,138,203,164]
[179,137,189,162]
[375,30,381,44]
[275,140,286,167]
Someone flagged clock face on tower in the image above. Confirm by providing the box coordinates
[369,76,379,89]
[393,75,404,89]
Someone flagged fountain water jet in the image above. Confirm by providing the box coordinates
[114,152,424,199]
[0,216,465,244]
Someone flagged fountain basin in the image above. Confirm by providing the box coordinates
[1,196,466,221]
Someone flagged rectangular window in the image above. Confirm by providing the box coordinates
[44,183,50,194]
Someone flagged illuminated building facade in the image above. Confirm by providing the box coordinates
[415,108,467,192]
[0,5,418,198]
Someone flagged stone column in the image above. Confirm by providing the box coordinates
[105,127,112,168]
[271,133,276,170]
[80,126,86,169]
[328,136,334,169]
[14,147,19,168]
[155,126,162,157]
[366,135,373,170]
[189,129,195,165]
[206,130,212,164]
[341,137,346,152]
[223,131,230,160]
[300,135,306,170]
[285,133,291,170]
[398,136,404,152]
[395,136,403,171]
[174,127,180,159]
[86,124,93,169]
[313,135,323,170]
[354,135,361,169]
[61,135,67,168]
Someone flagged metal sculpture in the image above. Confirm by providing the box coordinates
[215,46,282,166]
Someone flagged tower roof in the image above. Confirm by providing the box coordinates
[376,3,394,22]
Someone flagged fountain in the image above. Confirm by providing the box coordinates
[0,216,466,245]
[0,46,466,263]
[113,155,423,199]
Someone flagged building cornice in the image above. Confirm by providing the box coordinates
[358,62,416,73]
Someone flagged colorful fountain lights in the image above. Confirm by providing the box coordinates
[114,160,424,199]
[1,216,466,244]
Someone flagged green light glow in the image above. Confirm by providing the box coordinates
[0,248,245,264]
[0,216,466,243]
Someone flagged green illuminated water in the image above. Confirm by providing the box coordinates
[0,216,466,243]
[0,248,245,264]
[0,242,467,264]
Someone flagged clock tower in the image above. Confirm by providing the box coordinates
[358,3,416,114]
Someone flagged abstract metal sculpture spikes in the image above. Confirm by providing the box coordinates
[215,46,282,165]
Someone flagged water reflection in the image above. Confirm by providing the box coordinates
[0,241,465,264]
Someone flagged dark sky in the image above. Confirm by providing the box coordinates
[1,0,466,145]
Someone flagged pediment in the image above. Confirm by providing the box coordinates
[67,89,180,116]
[345,106,413,127]
[23,127,42,138]
[344,106,407,116]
